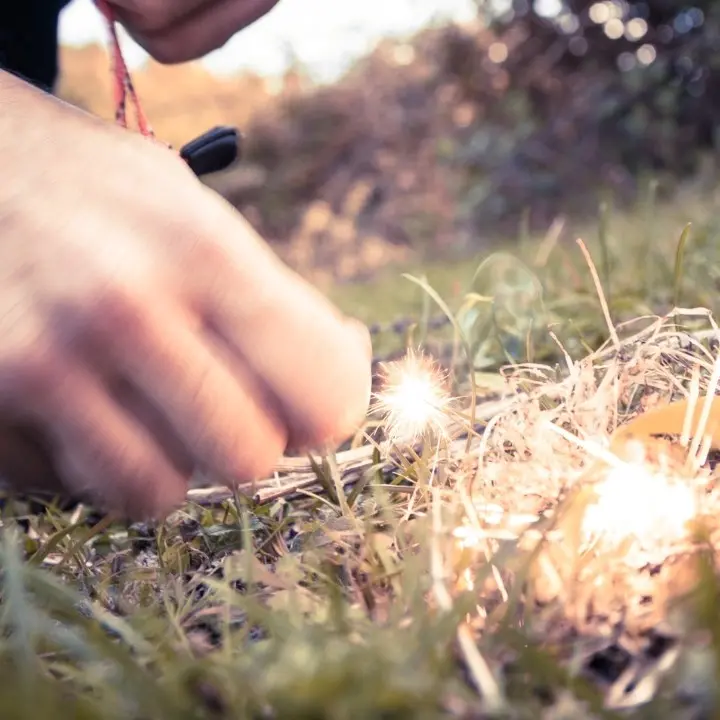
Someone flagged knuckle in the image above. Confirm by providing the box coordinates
[187,234,230,273]
[118,1,175,32]
[87,283,150,342]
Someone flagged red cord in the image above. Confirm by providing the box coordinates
[95,0,154,138]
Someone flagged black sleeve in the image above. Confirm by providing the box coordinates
[0,0,73,92]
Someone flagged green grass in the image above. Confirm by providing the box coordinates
[2,182,720,718]
[329,180,720,337]
[323,180,720,388]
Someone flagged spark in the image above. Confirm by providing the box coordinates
[581,444,700,564]
[547,422,702,564]
[373,350,452,444]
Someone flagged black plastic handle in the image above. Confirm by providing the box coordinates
[180,126,241,177]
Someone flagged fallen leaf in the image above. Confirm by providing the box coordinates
[610,396,720,452]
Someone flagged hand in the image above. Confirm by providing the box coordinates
[0,72,371,518]
[105,0,281,63]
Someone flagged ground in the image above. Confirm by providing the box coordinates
[2,183,720,719]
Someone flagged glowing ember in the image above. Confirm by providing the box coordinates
[373,350,451,443]
[581,459,698,561]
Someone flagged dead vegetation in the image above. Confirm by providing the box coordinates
[4,260,720,717]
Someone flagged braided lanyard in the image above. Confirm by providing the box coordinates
[92,1,240,176]
[94,0,156,138]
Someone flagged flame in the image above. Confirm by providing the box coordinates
[373,350,451,444]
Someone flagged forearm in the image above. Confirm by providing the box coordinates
[0,69,108,209]
[0,67,42,104]
[0,69,60,150]
[0,68,110,147]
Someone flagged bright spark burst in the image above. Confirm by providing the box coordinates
[373,350,452,444]
[546,423,703,565]
[581,453,699,563]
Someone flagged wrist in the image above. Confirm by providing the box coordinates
[0,70,114,202]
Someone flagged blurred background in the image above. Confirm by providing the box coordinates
[58,0,720,298]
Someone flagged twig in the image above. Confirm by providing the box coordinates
[186,398,518,507]
[188,437,467,507]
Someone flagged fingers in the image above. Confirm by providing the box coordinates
[109,377,194,476]
[0,422,63,496]
[81,291,287,484]
[111,0,210,28]
[183,211,373,451]
[23,366,189,519]
[217,292,373,451]
[114,0,281,63]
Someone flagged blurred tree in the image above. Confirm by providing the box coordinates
[449,0,720,225]
[482,0,720,143]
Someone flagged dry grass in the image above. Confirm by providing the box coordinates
[3,192,720,718]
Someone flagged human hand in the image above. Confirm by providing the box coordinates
[0,72,371,518]
[104,0,281,63]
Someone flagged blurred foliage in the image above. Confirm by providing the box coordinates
[456,0,720,223]
[58,2,720,281]
[235,0,720,280]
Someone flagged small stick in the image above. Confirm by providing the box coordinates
[186,401,518,508]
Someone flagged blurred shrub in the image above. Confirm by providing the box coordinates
[454,1,720,223]
[59,3,720,279]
